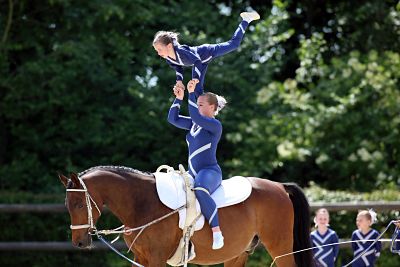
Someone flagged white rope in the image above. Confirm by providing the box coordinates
[95,207,184,236]
[269,220,399,267]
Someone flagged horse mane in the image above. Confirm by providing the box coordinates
[78,165,153,179]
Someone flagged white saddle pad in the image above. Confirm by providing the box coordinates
[154,171,252,231]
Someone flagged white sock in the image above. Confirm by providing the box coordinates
[213,231,223,239]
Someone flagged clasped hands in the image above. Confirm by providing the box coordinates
[173,79,199,100]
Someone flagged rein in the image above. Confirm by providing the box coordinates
[96,206,185,254]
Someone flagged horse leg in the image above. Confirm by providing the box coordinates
[129,246,167,267]
[146,260,166,267]
[130,252,149,266]
[256,190,297,266]
[130,249,165,267]
[131,255,148,267]
[258,207,296,267]
[123,235,149,267]
[224,252,249,267]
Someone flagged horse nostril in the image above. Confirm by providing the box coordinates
[77,242,83,248]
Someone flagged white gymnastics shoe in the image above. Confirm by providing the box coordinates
[212,231,224,250]
[240,11,260,22]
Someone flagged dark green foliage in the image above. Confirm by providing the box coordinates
[0,0,399,266]
[1,0,398,192]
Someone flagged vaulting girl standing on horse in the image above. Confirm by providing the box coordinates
[167,79,227,249]
[153,11,260,97]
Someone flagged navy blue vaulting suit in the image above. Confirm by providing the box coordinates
[395,229,400,253]
[167,92,223,228]
[166,20,249,97]
[310,228,339,267]
[351,229,381,266]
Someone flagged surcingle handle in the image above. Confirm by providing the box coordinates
[179,164,198,266]
[156,165,175,173]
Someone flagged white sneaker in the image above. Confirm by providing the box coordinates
[212,232,224,250]
[240,11,260,22]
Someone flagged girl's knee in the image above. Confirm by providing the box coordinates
[195,169,222,193]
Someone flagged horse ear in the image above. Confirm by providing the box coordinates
[58,173,69,188]
[70,172,80,188]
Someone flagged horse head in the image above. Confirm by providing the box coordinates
[59,172,102,248]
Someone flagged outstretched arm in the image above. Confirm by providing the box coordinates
[167,86,192,130]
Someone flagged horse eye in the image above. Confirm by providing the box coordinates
[74,203,84,209]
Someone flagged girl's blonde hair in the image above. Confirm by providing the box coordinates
[358,209,378,225]
[153,31,179,46]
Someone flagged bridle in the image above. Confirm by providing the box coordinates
[66,177,102,233]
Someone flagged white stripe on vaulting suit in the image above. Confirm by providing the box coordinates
[189,100,198,108]
[170,103,180,109]
[188,143,212,176]
[194,67,201,78]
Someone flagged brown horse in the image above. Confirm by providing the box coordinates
[59,166,314,267]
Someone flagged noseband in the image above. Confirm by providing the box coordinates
[66,177,102,232]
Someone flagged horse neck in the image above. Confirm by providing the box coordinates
[86,171,162,227]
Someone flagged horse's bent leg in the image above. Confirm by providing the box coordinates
[224,252,249,267]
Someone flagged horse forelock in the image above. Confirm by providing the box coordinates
[78,165,153,179]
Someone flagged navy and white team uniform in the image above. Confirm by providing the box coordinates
[310,229,339,267]
[166,20,250,97]
[351,229,381,267]
[167,92,222,228]
[394,230,400,253]
[390,229,400,254]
